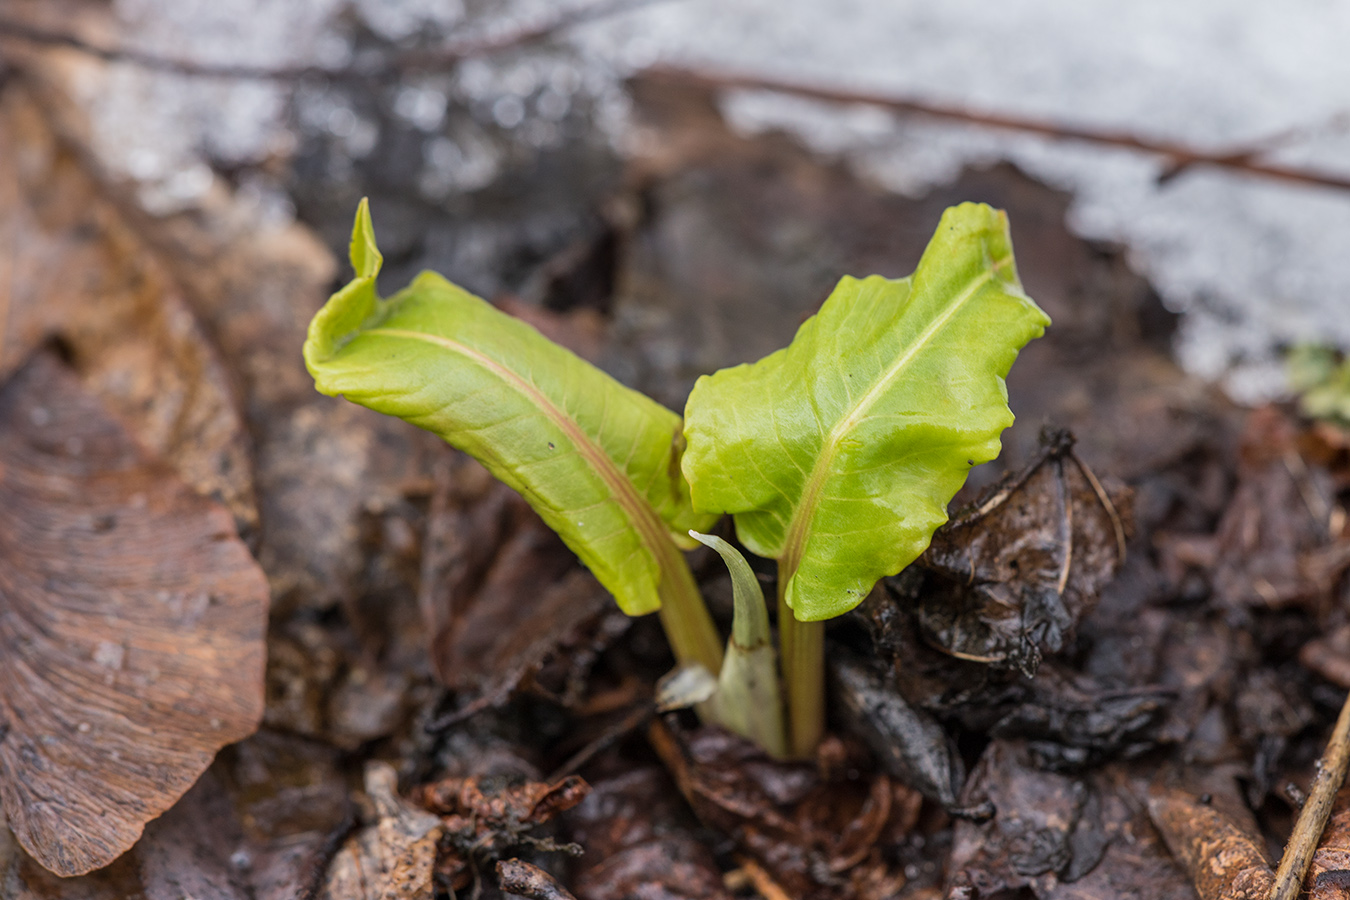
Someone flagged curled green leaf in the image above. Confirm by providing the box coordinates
[304,200,716,622]
[682,203,1050,622]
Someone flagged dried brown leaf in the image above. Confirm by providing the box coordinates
[497,858,578,900]
[0,81,255,529]
[409,772,587,892]
[0,354,268,876]
[919,432,1131,675]
[1,770,252,900]
[412,774,590,827]
[567,765,733,900]
[421,459,625,712]
[649,719,915,900]
[1211,406,1345,611]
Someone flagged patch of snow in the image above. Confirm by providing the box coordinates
[575,0,1350,401]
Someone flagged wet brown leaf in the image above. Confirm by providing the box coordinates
[1303,625,1350,689]
[649,719,916,900]
[0,354,268,876]
[225,731,354,900]
[831,653,967,810]
[567,764,733,900]
[948,741,1191,899]
[323,763,442,900]
[421,455,626,712]
[1210,406,1345,611]
[0,81,255,529]
[919,431,1131,675]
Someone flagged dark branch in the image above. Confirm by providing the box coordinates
[0,0,668,81]
[639,65,1350,194]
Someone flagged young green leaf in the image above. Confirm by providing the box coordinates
[688,530,787,758]
[304,202,718,658]
[682,202,1050,622]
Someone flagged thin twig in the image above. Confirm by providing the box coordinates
[1054,457,1074,597]
[640,66,1350,195]
[1070,449,1128,564]
[1269,688,1350,900]
[0,0,669,81]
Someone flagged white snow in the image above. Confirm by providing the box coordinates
[82,0,1350,400]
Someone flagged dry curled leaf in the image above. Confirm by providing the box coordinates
[919,430,1131,676]
[0,354,268,876]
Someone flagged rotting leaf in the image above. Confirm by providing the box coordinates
[948,742,1195,900]
[0,354,268,876]
[648,719,916,899]
[419,458,627,717]
[830,652,966,810]
[566,765,734,900]
[946,740,1111,897]
[918,429,1131,675]
[323,763,441,900]
[681,202,1050,622]
[989,663,1173,771]
[1210,406,1345,612]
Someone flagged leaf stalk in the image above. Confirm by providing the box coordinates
[777,565,825,759]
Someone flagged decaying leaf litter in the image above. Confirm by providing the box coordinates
[3,13,1350,900]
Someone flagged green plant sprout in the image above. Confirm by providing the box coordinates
[1288,344,1350,428]
[304,199,1048,758]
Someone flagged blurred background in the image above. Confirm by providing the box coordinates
[7,0,1349,400]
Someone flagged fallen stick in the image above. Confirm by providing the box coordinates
[639,65,1350,195]
[1270,688,1350,900]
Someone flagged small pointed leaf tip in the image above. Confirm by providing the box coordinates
[349,197,382,280]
